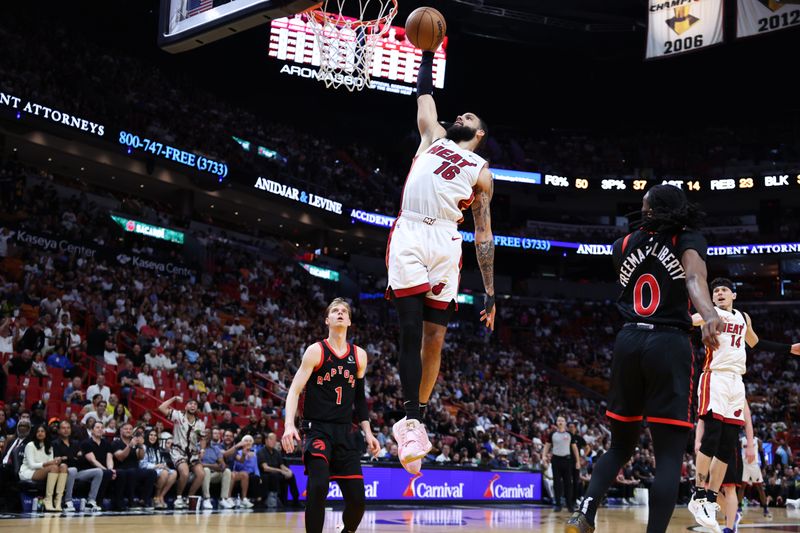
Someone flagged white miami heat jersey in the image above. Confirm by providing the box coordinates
[401,138,488,224]
[741,436,761,466]
[704,307,747,374]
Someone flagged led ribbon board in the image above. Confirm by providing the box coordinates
[111,215,185,244]
[300,262,340,281]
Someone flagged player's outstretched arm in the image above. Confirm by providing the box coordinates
[472,166,496,331]
[743,312,800,355]
[681,249,723,349]
[281,343,322,454]
[355,346,380,457]
[416,51,446,155]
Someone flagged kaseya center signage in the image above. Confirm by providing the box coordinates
[253,177,342,215]
[289,465,542,502]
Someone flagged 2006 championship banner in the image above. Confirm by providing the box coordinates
[646,0,724,59]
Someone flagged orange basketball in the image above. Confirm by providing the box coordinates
[405,7,446,52]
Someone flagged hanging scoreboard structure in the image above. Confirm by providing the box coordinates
[737,0,800,38]
[269,14,448,96]
[158,0,320,53]
[646,0,724,59]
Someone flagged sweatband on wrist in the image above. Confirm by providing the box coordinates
[416,51,435,96]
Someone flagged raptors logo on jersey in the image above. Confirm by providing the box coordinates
[703,307,747,375]
[401,138,487,224]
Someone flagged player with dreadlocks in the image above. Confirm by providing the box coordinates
[567,184,725,533]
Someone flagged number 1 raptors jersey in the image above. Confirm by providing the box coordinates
[401,138,487,224]
[703,307,747,374]
[303,341,360,424]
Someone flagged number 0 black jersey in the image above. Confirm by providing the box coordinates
[612,229,707,330]
[302,340,361,424]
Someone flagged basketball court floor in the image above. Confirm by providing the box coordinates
[1,506,799,532]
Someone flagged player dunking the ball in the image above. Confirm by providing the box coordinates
[567,184,725,533]
[688,278,800,531]
[385,44,496,475]
[282,298,380,533]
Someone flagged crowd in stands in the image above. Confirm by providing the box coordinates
[1,164,799,516]
[2,8,800,226]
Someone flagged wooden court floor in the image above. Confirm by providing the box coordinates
[1,505,799,532]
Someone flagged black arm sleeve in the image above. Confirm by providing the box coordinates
[753,339,792,354]
[354,377,369,423]
[416,51,435,96]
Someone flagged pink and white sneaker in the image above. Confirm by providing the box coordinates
[392,417,432,473]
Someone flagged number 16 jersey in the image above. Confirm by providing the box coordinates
[401,138,487,224]
[612,229,708,331]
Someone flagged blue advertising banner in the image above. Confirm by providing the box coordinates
[289,464,542,502]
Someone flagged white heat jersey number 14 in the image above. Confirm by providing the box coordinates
[706,307,747,375]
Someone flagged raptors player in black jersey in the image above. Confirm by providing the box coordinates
[282,298,380,533]
[567,185,725,533]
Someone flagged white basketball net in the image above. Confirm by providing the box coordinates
[305,0,398,91]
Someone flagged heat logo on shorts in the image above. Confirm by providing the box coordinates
[431,281,447,296]
[312,440,326,451]
[734,409,742,417]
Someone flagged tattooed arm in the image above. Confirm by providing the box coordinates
[471,165,496,331]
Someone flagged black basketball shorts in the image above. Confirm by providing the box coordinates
[606,325,695,428]
[302,420,364,480]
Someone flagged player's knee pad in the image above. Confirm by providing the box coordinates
[609,420,640,457]
[715,423,740,461]
[306,476,329,500]
[339,479,366,510]
[395,297,424,357]
[423,301,455,327]
[394,294,425,328]
[699,416,723,458]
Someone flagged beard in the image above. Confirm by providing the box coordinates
[445,123,478,143]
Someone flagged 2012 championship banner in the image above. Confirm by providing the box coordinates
[646,0,724,59]
[737,0,800,38]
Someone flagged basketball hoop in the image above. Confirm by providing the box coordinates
[303,0,398,91]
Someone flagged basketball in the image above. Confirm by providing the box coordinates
[405,7,446,52]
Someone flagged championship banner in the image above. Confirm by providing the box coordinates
[737,0,800,38]
[646,0,724,59]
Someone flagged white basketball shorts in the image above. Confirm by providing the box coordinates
[742,461,764,484]
[697,370,746,426]
[386,211,462,309]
